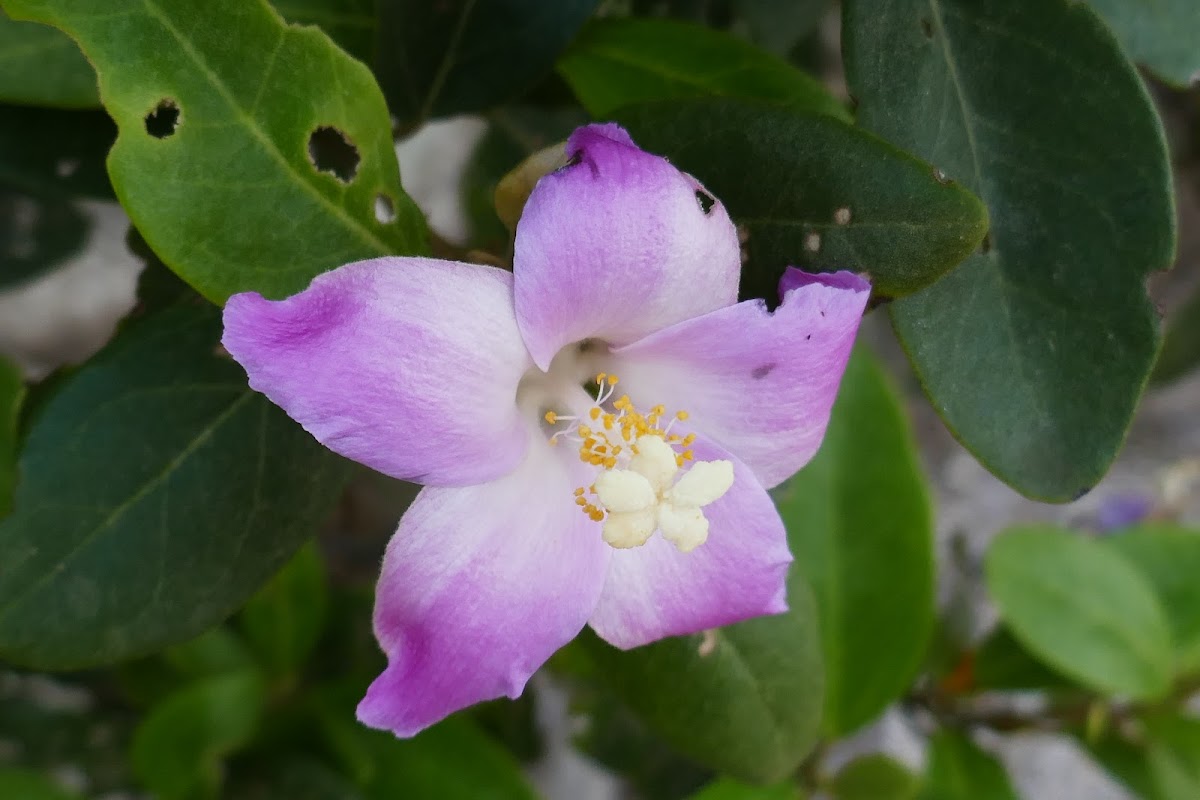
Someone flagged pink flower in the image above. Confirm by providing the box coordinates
[222,123,869,736]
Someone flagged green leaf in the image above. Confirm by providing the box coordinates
[1153,286,1200,384]
[0,768,83,800]
[0,304,348,669]
[0,356,22,518]
[239,542,328,679]
[1106,525,1200,676]
[775,346,934,734]
[0,8,97,107]
[1086,728,1160,800]
[228,758,367,800]
[376,0,599,127]
[832,754,919,800]
[131,670,266,800]
[614,98,988,301]
[360,716,539,800]
[1087,0,1200,88]
[919,732,1018,800]
[688,777,801,800]
[272,0,376,63]
[972,625,1075,692]
[1146,715,1200,800]
[557,18,847,121]
[1,0,427,303]
[845,0,1175,501]
[985,526,1173,699]
[164,626,257,680]
[576,581,824,784]
[0,190,89,289]
[732,0,833,55]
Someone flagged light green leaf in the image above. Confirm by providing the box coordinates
[833,754,919,800]
[0,356,21,518]
[558,17,847,120]
[919,732,1018,800]
[1146,715,1200,800]
[0,8,97,107]
[1087,0,1200,88]
[239,542,328,678]
[577,581,824,784]
[0,304,348,669]
[164,626,257,680]
[1106,525,1200,676]
[985,526,1173,699]
[845,0,1175,501]
[614,98,987,301]
[688,777,802,800]
[776,347,934,735]
[1,0,427,303]
[131,670,266,800]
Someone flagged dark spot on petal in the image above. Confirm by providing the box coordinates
[308,125,360,183]
[920,17,934,38]
[696,190,715,215]
[806,334,812,340]
[145,99,180,138]
[751,363,775,380]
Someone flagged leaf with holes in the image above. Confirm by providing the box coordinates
[0,356,23,519]
[0,7,97,107]
[985,526,1173,699]
[844,0,1175,501]
[557,17,847,121]
[576,582,824,784]
[774,346,934,735]
[614,98,987,302]
[1086,0,1200,88]
[0,304,348,668]
[376,0,600,128]
[0,0,427,303]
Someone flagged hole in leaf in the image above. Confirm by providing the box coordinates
[308,126,360,182]
[374,194,396,224]
[695,190,715,215]
[145,99,180,139]
[920,18,934,38]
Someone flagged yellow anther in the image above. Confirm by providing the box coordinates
[612,446,622,455]
[669,434,681,443]
[683,433,696,445]
[676,410,689,421]
[575,496,588,506]
[608,375,620,385]
[683,449,694,461]
[589,407,601,420]
[652,405,666,416]
[574,487,585,496]
[596,372,607,384]
[589,509,605,522]
[604,457,617,468]
[578,424,592,437]
[676,455,685,467]
[544,411,558,424]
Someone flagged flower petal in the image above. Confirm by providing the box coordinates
[222,257,533,487]
[514,123,741,370]
[588,437,791,649]
[610,269,869,489]
[357,443,610,736]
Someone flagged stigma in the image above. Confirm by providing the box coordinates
[545,374,734,553]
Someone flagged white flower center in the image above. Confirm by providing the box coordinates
[544,373,734,553]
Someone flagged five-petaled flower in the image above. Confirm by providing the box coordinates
[221,123,869,737]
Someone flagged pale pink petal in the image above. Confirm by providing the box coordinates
[610,269,869,488]
[514,123,741,370]
[357,443,609,736]
[223,257,533,487]
[587,437,791,649]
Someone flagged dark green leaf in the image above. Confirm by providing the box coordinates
[557,18,847,120]
[273,0,376,63]
[732,0,833,55]
[919,732,1018,800]
[2,0,427,303]
[775,347,934,734]
[361,716,538,800]
[1086,728,1160,800]
[376,0,599,127]
[163,626,257,680]
[228,758,366,800]
[1153,286,1200,384]
[239,542,328,679]
[972,625,1074,692]
[0,8,97,107]
[1146,715,1200,800]
[0,304,348,668]
[688,777,801,800]
[577,581,824,784]
[615,98,988,301]
[0,768,83,800]
[0,105,115,199]
[845,0,1175,501]
[0,189,89,290]
[985,526,1173,699]
[1087,0,1200,87]
[0,356,21,517]
[833,754,919,800]
[1106,525,1200,676]
[131,670,266,800]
